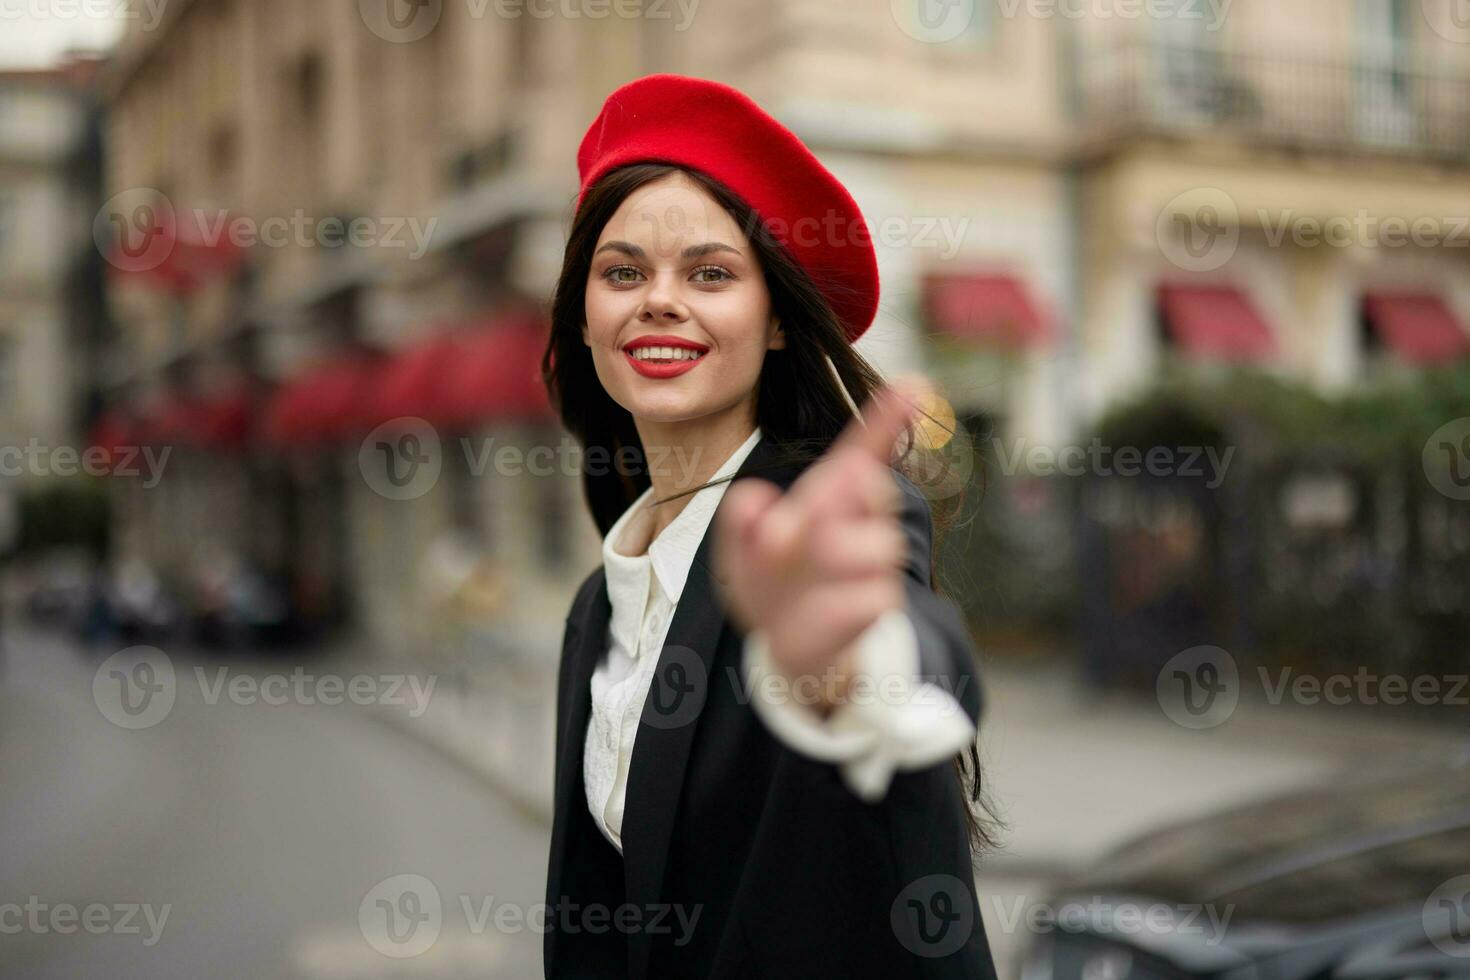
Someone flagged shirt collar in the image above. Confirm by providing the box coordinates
[601,426,764,653]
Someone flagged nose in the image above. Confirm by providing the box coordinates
[638,273,689,323]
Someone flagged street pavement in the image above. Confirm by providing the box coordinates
[0,627,549,979]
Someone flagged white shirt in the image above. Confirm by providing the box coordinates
[584,426,976,855]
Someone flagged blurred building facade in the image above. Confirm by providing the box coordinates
[0,56,107,553]
[94,0,1470,656]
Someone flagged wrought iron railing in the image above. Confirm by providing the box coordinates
[1076,38,1470,162]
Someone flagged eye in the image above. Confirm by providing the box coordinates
[691,265,734,284]
[601,265,644,284]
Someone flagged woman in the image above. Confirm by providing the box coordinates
[542,74,999,979]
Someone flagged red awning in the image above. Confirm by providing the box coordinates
[137,394,203,446]
[1157,284,1274,361]
[192,386,256,449]
[441,314,553,427]
[106,208,246,295]
[1363,293,1470,364]
[923,274,1050,348]
[365,333,465,428]
[129,386,256,450]
[266,354,381,446]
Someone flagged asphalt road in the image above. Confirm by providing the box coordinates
[0,627,550,979]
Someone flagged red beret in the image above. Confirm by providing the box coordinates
[576,74,880,343]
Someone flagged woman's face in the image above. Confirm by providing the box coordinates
[583,172,784,427]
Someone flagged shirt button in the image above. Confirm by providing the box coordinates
[647,614,661,636]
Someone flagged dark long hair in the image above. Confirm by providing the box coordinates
[542,162,1001,857]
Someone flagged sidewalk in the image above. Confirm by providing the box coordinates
[975,655,1448,876]
[968,655,1455,978]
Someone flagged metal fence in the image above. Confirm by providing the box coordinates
[1077,37,1470,162]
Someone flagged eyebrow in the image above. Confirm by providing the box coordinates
[593,240,743,261]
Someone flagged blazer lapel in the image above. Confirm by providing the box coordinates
[621,434,802,978]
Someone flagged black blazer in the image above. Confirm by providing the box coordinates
[544,434,998,979]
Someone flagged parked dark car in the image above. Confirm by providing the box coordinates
[1021,752,1470,980]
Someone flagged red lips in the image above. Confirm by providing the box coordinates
[622,335,711,353]
[622,334,710,379]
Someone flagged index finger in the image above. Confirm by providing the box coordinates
[838,374,926,466]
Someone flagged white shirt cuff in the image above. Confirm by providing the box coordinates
[741,607,977,803]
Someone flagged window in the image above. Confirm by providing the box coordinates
[290,52,325,201]
[1354,0,1417,145]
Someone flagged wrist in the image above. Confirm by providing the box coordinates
[768,639,859,717]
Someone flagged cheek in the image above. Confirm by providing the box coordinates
[583,290,630,348]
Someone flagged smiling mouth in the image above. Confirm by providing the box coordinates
[625,346,707,363]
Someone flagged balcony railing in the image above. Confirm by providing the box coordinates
[1077,38,1470,163]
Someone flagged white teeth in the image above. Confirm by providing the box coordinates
[630,346,705,362]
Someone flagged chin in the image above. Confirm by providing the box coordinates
[620,393,711,425]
